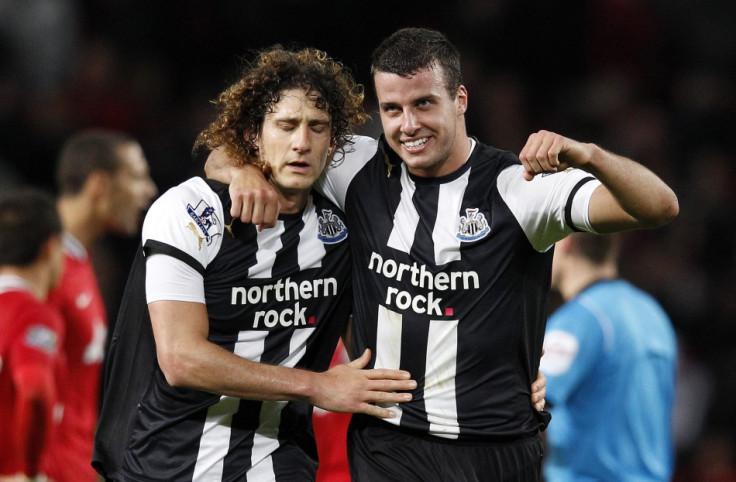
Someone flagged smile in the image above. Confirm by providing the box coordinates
[403,137,429,148]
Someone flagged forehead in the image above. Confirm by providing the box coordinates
[373,65,449,102]
[267,88,331,121]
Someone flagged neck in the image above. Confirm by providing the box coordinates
[560,263,617,301]
[272,184,310,215]
[58,196,103,253]
[445,121,472,175]
[0,266,50,300]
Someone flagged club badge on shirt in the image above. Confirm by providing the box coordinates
[24,325,60,355]
[456,208,491,242]
[318,209,348,244]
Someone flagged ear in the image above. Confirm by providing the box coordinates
[84,170,112,200]
[456,85,468,115]
[39,233,62,264]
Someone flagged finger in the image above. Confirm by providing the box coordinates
[238,195,254,224]
[250,196,265,226]
[518,131,542,161]
[518,157,536,181]
[531,386,546,403]
[368,387,415,403]
[518,136,536,174]
[536,134,560,171]
[364,368,413,381]
[346,349,371,369]
[528,155,548,175]
[252,191,280,230]
[230,195,244,219]
[262,198,280,229]
[548,140,562,169]
[519,132,547,179]
[534,398,546,412]
[360,402,397,419]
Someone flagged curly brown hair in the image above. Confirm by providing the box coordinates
[194,46,369,174]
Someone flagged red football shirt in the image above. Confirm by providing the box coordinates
[44,234,108,482]
[0,276,65,477]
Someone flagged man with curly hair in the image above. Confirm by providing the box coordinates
[92,46,417,481]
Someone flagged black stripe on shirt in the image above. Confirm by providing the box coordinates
[564,176,596,232]
[143,239,206,276]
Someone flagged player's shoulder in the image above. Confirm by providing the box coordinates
[345,134,380,157]
[19,297,65,334]
[143,177,226,243]
[549,295,603,332]
[310,188,344,211]
[148,177,224,218]
[336,134,382,172]
[156,176,217,203]
[472,139,520,170]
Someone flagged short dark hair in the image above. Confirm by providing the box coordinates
[194,46,369,173]
[371,27,463,97]
[56,129,137,195]
[0,187,62,266]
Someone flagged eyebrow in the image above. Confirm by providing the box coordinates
[379,95,436,110]
[271,114,331,126]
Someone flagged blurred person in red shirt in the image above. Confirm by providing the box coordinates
[0,188,65,481]
[42,129,157,481]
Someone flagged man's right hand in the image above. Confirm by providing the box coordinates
[310,349,416,419]
[204,148,281,229]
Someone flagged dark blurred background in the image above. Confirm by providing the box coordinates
[1,1,734,479]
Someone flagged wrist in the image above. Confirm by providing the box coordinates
[285,367,321,405]
[577,143,604,174]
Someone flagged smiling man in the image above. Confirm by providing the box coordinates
[92,47,417,482]
[209,28,679,481]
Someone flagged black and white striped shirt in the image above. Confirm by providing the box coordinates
[318,136,600,441]
[94,178,351,481]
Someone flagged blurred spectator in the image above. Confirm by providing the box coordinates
[42,129,157,482]
[0,188,65,480]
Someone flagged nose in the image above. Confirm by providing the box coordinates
[292,125,311,153]
[144,177,158,204]
[401,109,419,135]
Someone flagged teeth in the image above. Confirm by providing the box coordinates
[403,138,428,148]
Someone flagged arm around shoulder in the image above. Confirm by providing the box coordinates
[204,147,280,227]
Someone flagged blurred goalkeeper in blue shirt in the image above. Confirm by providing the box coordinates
[541,233,677,481]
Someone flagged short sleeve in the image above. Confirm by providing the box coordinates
[497,165,601,252]
[141,177,225,272]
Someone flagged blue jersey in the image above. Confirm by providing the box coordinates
[541,280,677,481]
